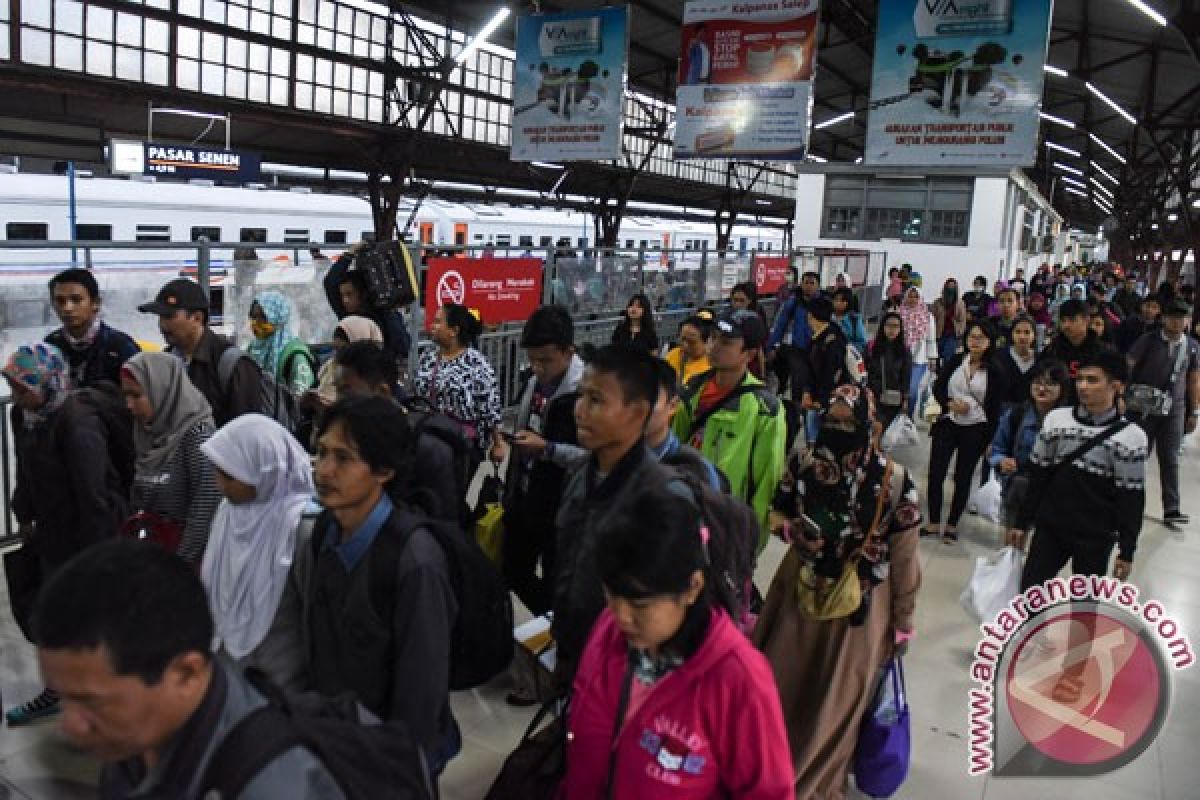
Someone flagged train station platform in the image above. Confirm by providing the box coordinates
[0,422,1197,799]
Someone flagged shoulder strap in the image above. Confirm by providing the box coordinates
[686,382,772,440]
[202,705,302,799]
[217,344,248,391]
[1056,420,1131,471]
[603,662,636,800]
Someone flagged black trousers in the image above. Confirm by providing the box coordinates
[926,420,989,526]
[501,506,557,616]
[1020,527,1114,591]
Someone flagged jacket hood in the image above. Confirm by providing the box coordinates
[553,353,586,401]
[663,609,745,686]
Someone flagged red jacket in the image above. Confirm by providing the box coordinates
[564,609,794,799]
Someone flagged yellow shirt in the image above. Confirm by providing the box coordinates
[665,347,711,386]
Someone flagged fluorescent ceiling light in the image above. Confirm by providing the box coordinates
[1086,82,1138,126]
[1060,175,1087,189]
[1095,193,1113,209]
[1040,111,1076,130]
[532,161,564,170]
[1044,64,1069,78]
[1088,133,1127,165]
[755,199,772,206]
[1054,161,1084,176]
[1194,199,1200,208]
[455,7,510,64]
[1127,0,1168,26]
[1094,197,1113,213]
[1168,213,1179,221]
[1151,223,1159,229]
[1064,186,1088,198]
[1090,178,1114,199]
[815,111,855,130]
[1046,141,1081,158]
[1091,161,1119,184]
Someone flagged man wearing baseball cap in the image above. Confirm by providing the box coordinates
[673,309,787,550]
[1126,297,1200,528]
[139,278,262,426]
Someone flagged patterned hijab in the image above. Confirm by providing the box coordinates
[122,352,213,475]
[247,291,293,378]
[3,343,71,428]
[897,287,931,350]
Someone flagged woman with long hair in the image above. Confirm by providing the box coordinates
[831,287,868,353]
[757,385,922,799]
[867,311,914,430]
[414,302,506,469]
[611,292,659,354]
[897,286,938,417]
[930,278,967,363]
[564,482,794,799]
[923,321,1007,543]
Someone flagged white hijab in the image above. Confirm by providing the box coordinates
[200,414,314,659]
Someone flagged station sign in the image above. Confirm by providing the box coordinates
[673,0,821,160]
[425,257,544,327]
[864,0,1053,167]
[510,7,628,162]
[108,139,261,182]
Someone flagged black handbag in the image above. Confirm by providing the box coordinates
[484,700,566,800]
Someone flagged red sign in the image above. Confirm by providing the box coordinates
[424,257,543,329]
[753,255,791,295]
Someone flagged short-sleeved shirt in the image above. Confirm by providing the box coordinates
[1129,332,1200,407]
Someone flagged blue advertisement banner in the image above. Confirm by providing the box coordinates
[864,0,1054,167]
[510,7,628,162]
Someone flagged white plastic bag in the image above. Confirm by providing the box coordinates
[881,414,920,451]
[968,476,1004,524]
[960,546,1024,623]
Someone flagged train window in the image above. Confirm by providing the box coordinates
[284,229,310,244]
[7,222,48,240]
[240,228,267,243]
[639,240,648,249]
[539,236,553,247]
[324,230,347,244]
[518,235,534,247]
[191,226,221,242]
[361,231,377,243]
[625,239,634,248]
[136,225,171,242]
[76,224,112,241]
[495,234,512,246]
[474,234,485,241]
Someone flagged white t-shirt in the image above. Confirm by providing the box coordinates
[949,361,988,426]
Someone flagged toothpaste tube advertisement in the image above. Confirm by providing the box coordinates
[864,0,1053,167]
[673,0,820,160]
[511,7,628,162]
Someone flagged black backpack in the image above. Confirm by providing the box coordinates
[217,345,300,434]
[64,383,136,496]
[200,668,432,800]
[399,397,475,526]
[357,240,419,310]
[325,506,514,692]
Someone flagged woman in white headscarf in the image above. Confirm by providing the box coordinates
[200,413,315,690]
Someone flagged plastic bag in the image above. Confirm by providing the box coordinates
[968,476,1004,524]
[880,414,920,451]
[959,546,1024,623]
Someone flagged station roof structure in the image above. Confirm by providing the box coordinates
[0,0,1196,255]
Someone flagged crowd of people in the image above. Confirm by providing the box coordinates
[1,255,1197,798]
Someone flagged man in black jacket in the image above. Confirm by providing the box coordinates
[504,306,585,616]
[44,268,140,388]
[797,296,848,443]
[1114,294,1161,354]
[139,278,262,427]
[1040,299,1113,391]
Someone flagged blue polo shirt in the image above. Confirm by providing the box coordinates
[322,493,394,572]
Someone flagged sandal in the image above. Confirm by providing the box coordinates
[1051,671,1085,704]
[942,529,959,544]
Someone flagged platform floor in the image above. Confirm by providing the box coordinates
[0,426,1197,799]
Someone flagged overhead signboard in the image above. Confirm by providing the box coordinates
[673,0,820,160]
[864,0,1053,167]
[425,257,544,327]
[142,142,261,181]
[510,7,628,162]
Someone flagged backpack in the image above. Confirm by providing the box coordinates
[64,383,136,496]
[200,668,433,800]
[398,396,475,526]
[357,240,419,311]
[323,506,514,691]
[218,345,298,433]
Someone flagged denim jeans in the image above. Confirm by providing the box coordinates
[938,334,959,363]
[908,363,929,417]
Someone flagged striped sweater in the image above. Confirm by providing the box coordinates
[130,422,221,564]
[1015,406,1148,561]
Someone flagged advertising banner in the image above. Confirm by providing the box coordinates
[864,0,1053,167]
[425,257,544,328]
[752,255,791,294]
[510,7,628,162]
[673,0,820,160]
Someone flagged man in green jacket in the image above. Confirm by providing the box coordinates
[673,309,787,550]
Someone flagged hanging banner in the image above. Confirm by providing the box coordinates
[752,255,791,294]
[673,0,820,160]
[424,257,544,328]
[864,0,1053,167]
[510,7,628,162]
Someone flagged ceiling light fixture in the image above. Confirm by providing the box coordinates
[455,7,510,65]
[1054,161,1084,176]
[1090,178,1114,199]
[815,111,855,130]
[1064,186,1088,198]
[1091,161,1120,184]
[1046,141,1082,158]
[1086,81,1138,126]
[1040,111,1076,129]
[1043,64,1069,78]
[1088,133,1128,165]
[1127,0,1168,26]
[1060,175,1087,189]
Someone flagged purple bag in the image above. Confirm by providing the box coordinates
[853,657,910,798]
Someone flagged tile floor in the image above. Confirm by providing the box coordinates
[1,429,1198,799]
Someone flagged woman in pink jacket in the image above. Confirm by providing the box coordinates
[563,483,794,799]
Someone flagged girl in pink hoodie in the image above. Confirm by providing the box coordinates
[563,483,794,799]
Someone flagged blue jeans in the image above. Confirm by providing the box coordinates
[806,409,822,445]
[938,334,959,363]
[908,363,929,417]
